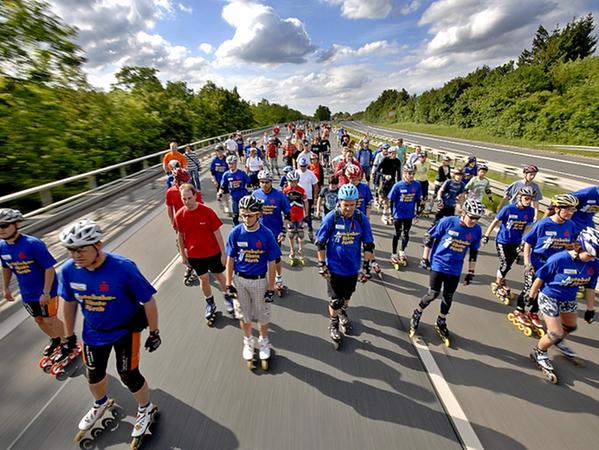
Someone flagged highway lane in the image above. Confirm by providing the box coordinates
[2,142,599,449]
[343,121,599,185]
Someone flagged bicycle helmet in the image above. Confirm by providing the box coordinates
[382,143,390,149]
[338,183,359,201]
[345,164,362,178]
[257,170,273,181]
[478,164,488,171]
[226,155,238,164]
[0,208,24,224]
[442,155,452,162]
[273,126,280,134]
[168,160,180,169]
[286,172,300,182]
[238,195,263,212]
[577,227,599,257]
[523,164,539,174]
[59,219,103,247]
[403,164,416,173]
[452,168,465,175]
[215,143,225,152]
[462,199,485,218]
[298,157,309,167]
[250,140,257,146]
[517,186,535,198]
[174,168,190,183]
[551,194,579,208]
[282,165,293,174]
[467,155,477,164]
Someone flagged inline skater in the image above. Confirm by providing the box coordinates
[406,145,423,167]
[465,164,493,207]
[528,227,598,383]
[225,196,281,370]
[374,148,401,219]
[162,141,187,173]
[224,134,238,157]
[219,155,252,226]
[183,144,202,191]
[316,175,340,219]
[387,165,422,268]
[320,133,331,170]
[496,165,543,222]
[517,194,578,333]
[411,199,484,346]
[295,157,319,242]
[210,144,229,212]
[57,219,161,445]
[414,151,432,213]
[356,140,373,185]
[334,148,360,185]
[283,136,298,169]
[265,136,281,176]
[235,132,245,162]
[570,185,599,235]
[346,164,372,219]
[482,187,535,306]
[253,170,291,294]
[315,184,375,349]
[0,209,64,362]
[461,155,478,182]
[165,160,180,188]
[433,155,452,199]
[372,144,389,206]
[279,165,294,189]
[434,168,466,224]
[283,172,308,265]
[245,144,264,189]
[309,153,325,195]
[165,168,203,228]
[175,184,234,324]
[391,138,407,169]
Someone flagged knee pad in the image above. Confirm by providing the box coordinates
[329,297,344,311]
[547,331,564,346]
[86,366,107,385]
[562,323,577,334]
[419,290,440,309]
[119,368,146,393]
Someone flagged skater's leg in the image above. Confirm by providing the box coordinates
[26,297,64,339]
[233,276,255,338]
[114,332,148,402]
[537,315,563,351]
[198,274,212,298]
[400,219,413,252]
[82,343,111,401]
[392,220,401,254]
[417,271,443,312]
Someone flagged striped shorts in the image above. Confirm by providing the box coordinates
[233,275,271,324]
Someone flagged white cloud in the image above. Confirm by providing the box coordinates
[215,0,314,65]
[326,0,392,19]
[199,43,215,54]
[317,40,400,63]
[177,3,193,14]
[400,0,422,15]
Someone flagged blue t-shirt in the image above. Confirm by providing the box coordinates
[0,234,58,302]
[523,217,576,269]
[220,169,251,201]
[253,188,291,236]
[357,148,372,168]
[495,203,535,245]
[226,224,281,276]
[315,209,374,276]
[279,175,288,189]
[429,216,482,276]
[210,156,229,185]
[58,253,156,346]
[440,179,466,207]
[537,251,599,301]
[571,186,599,233]
[355,182,373,215]
[504,180,543,203]
[463,164,478,181]
[388,180,422,219]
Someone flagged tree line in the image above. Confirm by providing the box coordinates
[356,14,598,146]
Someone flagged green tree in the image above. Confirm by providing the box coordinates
[314,105,331,121]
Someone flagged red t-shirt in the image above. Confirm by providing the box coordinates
[165,186,203,217]
[174,204,223,258]
[267,143,278,158]
[283,185,306,222]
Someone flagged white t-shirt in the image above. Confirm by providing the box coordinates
[225,138,238,153]
[245,156,263,172]
[296,169,318,200]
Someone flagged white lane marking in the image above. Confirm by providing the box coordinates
[411,335,484,450]
[7,253,179,450]
[361,124,599,179]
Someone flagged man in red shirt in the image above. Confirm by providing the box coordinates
[165,169,203,228]
[174,184,233,325]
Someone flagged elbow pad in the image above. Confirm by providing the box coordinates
[315,241,327,251]
[423,233,434,248]
[469,249,479,262]
[363,242,375,252]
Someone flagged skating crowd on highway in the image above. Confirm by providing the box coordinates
[1,121,598,443]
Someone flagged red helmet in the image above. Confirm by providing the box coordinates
[345,164,362,178]
[523,164,539,174]
[174,168,190,183]
[273,126,280,135]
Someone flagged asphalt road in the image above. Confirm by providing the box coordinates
[1,140,598,450]
[343,121,599,185]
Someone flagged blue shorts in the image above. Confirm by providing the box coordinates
[538,292,577,317]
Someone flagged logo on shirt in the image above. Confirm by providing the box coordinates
[18,251,27,260]
[448,230,459,236]
[465,233,472,240]
[256,240,263,249]
[564,230,570,237]
[588,267,595,275]
[563,269,577,275]
[545,231,557,236]
[99,281,110,292]
[238,241,248,248]
[70,282,87,291]
[335,224,345,230]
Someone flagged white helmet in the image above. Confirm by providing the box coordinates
[59,219,103,247]
[168,160,180,169]
[462,199,485,218]
[226,155,237,164]
[577,227,599,257]
[0,208,24,224]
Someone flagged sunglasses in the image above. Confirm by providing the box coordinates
[0,223,14,229]
[240,213,260,219]
[467,215,481,221]
[66,245,92,253]
[259,180,271,183]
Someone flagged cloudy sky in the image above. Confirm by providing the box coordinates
[47,0,597,114]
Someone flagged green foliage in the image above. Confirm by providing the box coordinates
[250,99,304,126]
[314,105,332,121]
[361,14,598,146]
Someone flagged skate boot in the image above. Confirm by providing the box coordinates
[130,403,159,449]
[308,230,315,243]
[289,251,298,267]
[530,347,557,384]
[435,317,451,347]
[50,335,81,380]
[507,309,533,336]
[297,249,305,266]
[243,336,256,370]
[491,282,512,304]
[528,312,545,337]
[398,251,408,267]
[183,266,198,286]
[409,309,422,338]
[275,276,287,297]
[39,337,62,373]
[555,340,584,366]
[74,398,115,442]
[338,306,351,335]
[223,293,235,316]
[371,260,383,279]
[329,317,342,350]
[258,336,272,370]
[391,253,401,271]
[204,297,217,326]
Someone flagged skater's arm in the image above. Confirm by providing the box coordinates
[523,242,532,267]
[532,201,539,222]
[166,205,174,228]
[40,267,55,305]
[177,233,188,266]
[584,288,595,312]
[143,297,159,333]
[214,230,226,265]
[528,277,544,300]
[496,195,508,213]
[225,256,235,286]
[483,218,501,239]
[62,300,78,337]
[267,260,276,291]
[2,268,13,301]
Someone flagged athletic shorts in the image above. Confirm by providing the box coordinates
[83,330,141,376]
[233,274,271,324]
[188,253,225,276]
[538,292,577,317]
[327,273,358,300]
[22,297,58,318]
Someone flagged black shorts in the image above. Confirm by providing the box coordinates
[22,297,58,318]
[327,273,358,300]
[188,253,225,276]
[83,330,140,375]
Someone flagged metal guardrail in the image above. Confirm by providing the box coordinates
[0,124,275,212]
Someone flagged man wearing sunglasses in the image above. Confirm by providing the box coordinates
[0,208,64,360]
[411,199,485,346]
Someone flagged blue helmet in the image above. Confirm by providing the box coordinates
[338,183,359,201]
[578,227,599,257]
[282,165,294,174]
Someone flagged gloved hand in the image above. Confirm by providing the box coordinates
[481,236,489,245]
[144,330,161,352]
[318,261,330,279]
[525,264,535,277]
[264,290,275,303]
[226,285,238,297]
[464,270,475,285]
[419,258,430,270]
[359,260,372,283]
[584,309,595,324]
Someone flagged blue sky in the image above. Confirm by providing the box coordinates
[48,0,598,114]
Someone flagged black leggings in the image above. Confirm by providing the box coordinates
[392,218,413,253]
[434,205,455,224]
[496,242,519,279]
[419,270,460,315]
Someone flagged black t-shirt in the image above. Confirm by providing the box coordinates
[377,157,401,181]
[311,144,321,154]
[320,140,331,153]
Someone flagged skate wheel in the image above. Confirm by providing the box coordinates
[56,370,68,381]
[516,323,524,331]
[130,437,140,450]
[444,338,451,348]
[74,430,86,443]
[524,327,533,337]
[247,359,256,370]
[90,427,103,439]
[502,298,510,305]
[507,313,515,321]
[79,438,94,450]
[260,359,269,371]
[537,329,545,337]
[547,372,558,384]
[42,363,53,374]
